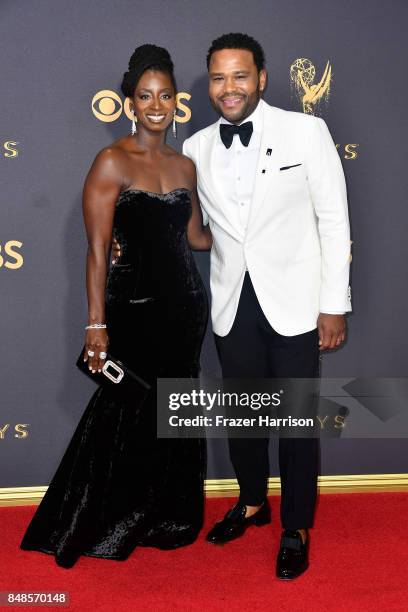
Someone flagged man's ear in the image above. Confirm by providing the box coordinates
[259,69,267,93]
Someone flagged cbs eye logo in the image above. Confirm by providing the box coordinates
[92,90,124,122]
[92,90,192,124]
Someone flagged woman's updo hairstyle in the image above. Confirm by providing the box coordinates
[121,44,177,98]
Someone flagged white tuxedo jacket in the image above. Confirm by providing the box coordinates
[183,99,352,337]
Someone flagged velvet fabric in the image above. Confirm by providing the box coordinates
[20,188,208,568]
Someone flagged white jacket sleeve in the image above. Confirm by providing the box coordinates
[306,117,352,313]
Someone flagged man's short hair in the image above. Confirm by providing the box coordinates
[206,33,266,72]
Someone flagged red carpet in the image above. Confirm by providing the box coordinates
[1,493,408,611]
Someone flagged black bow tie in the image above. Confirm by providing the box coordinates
[219,121,253,149]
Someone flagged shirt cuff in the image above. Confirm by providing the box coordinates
[320,311,346,315]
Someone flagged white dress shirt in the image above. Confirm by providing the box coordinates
[213,101,263,233]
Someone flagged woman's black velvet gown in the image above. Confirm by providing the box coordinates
[20,188,208,568]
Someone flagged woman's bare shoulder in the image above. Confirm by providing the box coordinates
[93,137,133,166]
[168,149,197,191]
[166,147,196,175]
[88,138,134,184]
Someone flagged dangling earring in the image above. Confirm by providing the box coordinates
[131,111,137,135]
[172,111,177,139]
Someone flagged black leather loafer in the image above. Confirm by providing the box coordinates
[206,499,271,544]
[276,529,309,580]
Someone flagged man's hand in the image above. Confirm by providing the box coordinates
[111,237,121,264]
[317,314,346,351]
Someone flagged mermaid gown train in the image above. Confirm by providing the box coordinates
[20,188,208,567]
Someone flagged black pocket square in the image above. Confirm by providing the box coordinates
[279,163,302,171]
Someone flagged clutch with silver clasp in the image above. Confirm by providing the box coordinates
[76,346,151,401]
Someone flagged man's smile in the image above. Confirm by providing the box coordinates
[220,96,244,108]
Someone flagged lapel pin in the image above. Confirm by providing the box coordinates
[262,148,273,173]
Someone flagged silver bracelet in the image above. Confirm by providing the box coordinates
[85,323,107,329]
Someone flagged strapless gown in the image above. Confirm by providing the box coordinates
[20,188,208,568]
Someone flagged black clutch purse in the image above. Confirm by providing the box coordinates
[76,346,151,402]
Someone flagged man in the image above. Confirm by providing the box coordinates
[114,33,351,579]
[183,33,351,580]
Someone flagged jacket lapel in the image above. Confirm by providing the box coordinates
[246,102,286,229]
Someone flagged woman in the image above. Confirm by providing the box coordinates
[20,44,212,568]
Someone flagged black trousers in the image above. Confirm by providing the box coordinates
[214,272,320,530]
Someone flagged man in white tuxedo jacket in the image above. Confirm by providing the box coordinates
[182,33,352,580]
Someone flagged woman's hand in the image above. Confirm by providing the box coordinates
[83,328,109,373]
[111,237,121,264]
